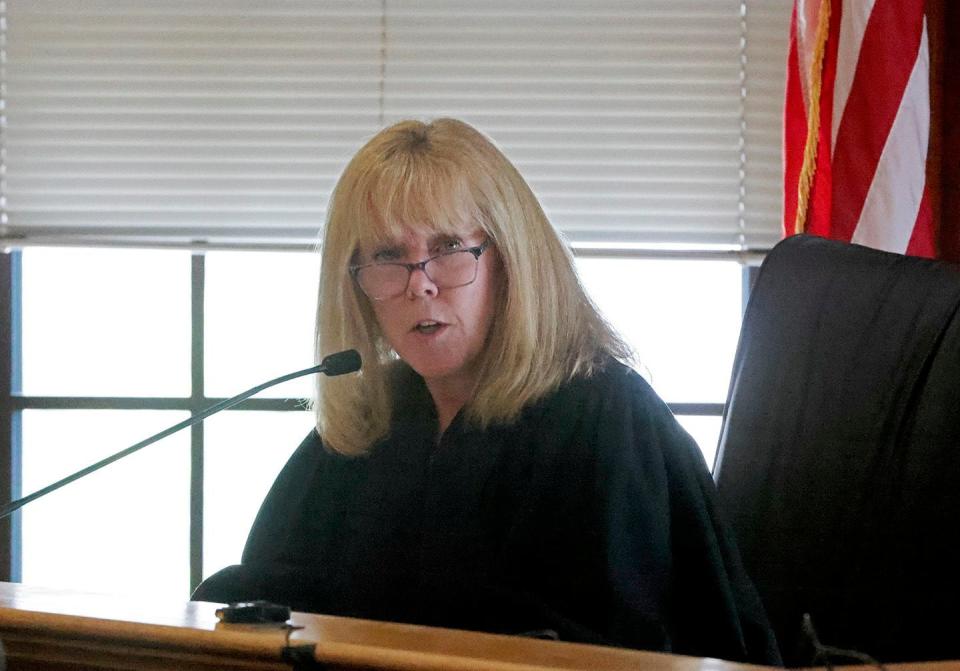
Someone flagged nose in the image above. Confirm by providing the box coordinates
[406,265,438,298]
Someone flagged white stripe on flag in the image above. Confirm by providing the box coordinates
[832,0,877,156]
[850,20,930,253]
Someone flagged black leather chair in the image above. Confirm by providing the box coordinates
[713,235,960,666]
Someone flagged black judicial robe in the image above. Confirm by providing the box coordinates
[194,361,780,664]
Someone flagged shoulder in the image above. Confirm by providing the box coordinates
[530,358,706,474]
[270,428,369,501]
[539,358,668,426]
[241,427,367,564]
[291,427,353,465]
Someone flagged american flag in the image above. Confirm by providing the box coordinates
[783,0,936,257]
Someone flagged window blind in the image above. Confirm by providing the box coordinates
[0,0,791,251]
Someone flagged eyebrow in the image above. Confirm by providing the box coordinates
[371,232,468,259]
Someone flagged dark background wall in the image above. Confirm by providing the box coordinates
[930,0,960,261]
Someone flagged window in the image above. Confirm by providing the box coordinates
[6,247,322,594]
[20,408,191,597]
[577,257,744,467]
[2,246,747,596]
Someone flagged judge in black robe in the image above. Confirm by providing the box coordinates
[193,118,780,665]
[197,361,780,664]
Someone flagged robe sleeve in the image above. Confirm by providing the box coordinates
[191,429,347,609]
[509,363,781,664]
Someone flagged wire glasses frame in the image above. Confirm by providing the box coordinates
[350,239,492,301]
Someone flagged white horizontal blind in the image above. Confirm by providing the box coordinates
[1,0,383,249]
[743,2,792,250]
[0,0,791,251]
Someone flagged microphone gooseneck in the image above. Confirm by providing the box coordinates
[0,349,362,520]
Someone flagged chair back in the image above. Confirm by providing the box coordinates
[714,235,960,665]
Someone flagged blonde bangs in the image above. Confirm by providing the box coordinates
[342,145,490,255]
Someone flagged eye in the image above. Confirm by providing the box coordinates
[372,246,403,262]
[436,238,463,253]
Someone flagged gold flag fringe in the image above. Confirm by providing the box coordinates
[794,0,832,235]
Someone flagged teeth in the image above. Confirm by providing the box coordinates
[416,320,442,333]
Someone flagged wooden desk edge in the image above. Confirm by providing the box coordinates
[0,601,746,671]
[11,582,952,671]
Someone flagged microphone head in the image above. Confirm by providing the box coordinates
[320,349,362,376]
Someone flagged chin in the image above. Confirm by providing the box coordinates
[403,355,471,385]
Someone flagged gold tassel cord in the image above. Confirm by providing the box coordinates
[794,0,832,236]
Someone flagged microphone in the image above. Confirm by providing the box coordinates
[318,348,361,376]
[0,349,362,519]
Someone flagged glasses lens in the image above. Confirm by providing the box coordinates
[427,250,479,289]
[355,248,482,300]
[356,264,409,300]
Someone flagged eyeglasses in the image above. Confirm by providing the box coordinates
[350,240,492,301]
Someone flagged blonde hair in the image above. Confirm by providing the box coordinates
[316,118,631,455]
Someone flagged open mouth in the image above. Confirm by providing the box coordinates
[414,320,444,335]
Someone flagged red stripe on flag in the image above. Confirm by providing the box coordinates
[782,5,805,237]
[829,0,925,241]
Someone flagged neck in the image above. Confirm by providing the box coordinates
[424,375,475,437]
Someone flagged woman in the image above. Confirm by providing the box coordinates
[195,118,780,664]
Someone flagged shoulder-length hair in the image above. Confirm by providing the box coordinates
[315,118,631,455]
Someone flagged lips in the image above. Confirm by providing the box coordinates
[413,319,446,335]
